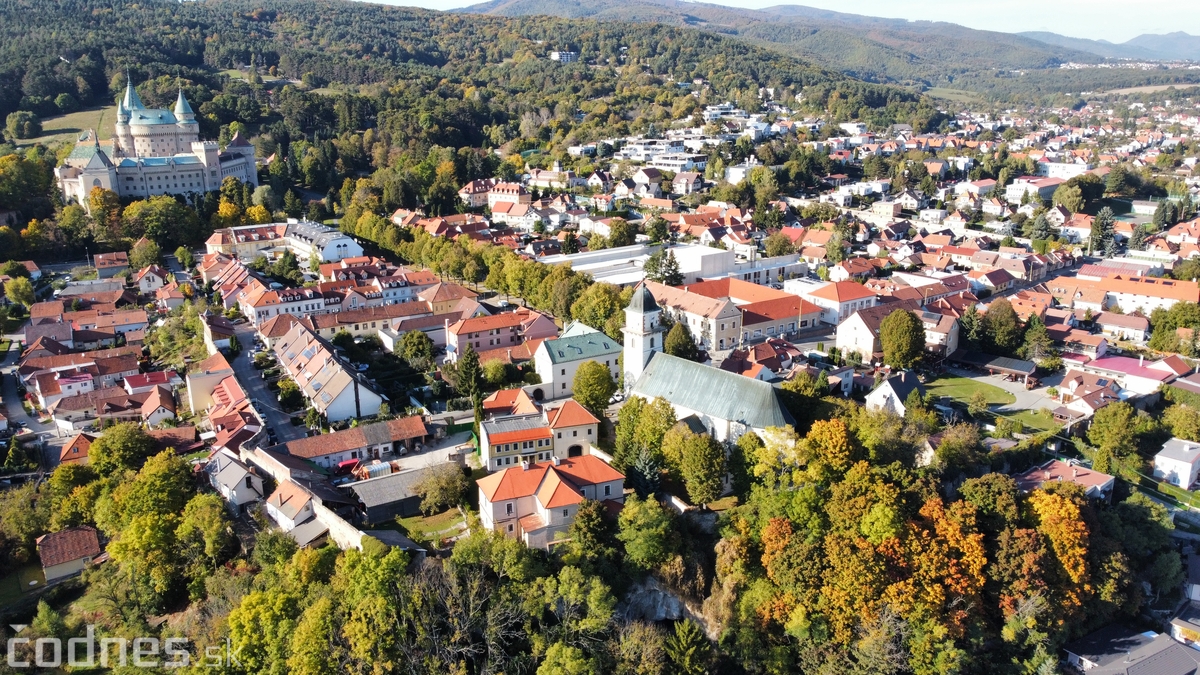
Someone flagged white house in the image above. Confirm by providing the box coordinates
[272,322,384,422]
[476,455,625,549]
[1154,437,1200,489]
[206,447,264,515]
[865,372,925,416]
[532,324,622,401]
[265,479,315,532]
[133,265,168,294]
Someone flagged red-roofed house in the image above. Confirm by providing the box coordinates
[476,455,625,549]
[795,281,878,324]
[447,308,558,362]
[37,526,103,582]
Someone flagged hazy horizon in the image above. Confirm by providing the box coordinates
[358,0,1198,44]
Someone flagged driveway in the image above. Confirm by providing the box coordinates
[230,326,307,444]
[1,342,68,469]
[946,366,1062,414]
[391,431,474,472]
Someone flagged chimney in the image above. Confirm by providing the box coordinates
[1044,470,1051,480]
[522,459,532,471]
[552,456,561,466]
[1072,467,1079,479]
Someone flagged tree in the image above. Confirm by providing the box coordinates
[174,245,194,270]
[0,260,29,279]
[277,378,304,410]
[608,218,634,247]
[457,344,482,400]
[3,276,34,308]
[664,619,711,675]
[1090,207,1115,256]
[538,642,594,675]
[763,231,796,257]
[616,494,675,573]
[960,304,983,351]
[562,499,619,575]
[284,189,303,218]
[968,390,990,417]
[647,216,669,243]
[482,358,508,386]
[1165,405,1200,442]
[680,433,726,506]
[88,423,156,475]
[1088,402,1137,456]
[657,251,683,286]
[414,463,470,514]
[1028,214,1052,241]
[664,322,700,361]
[879,309,924,369]
[400,329,434,367]
[983,298,1023,356]
[573,360,617,416]
[1020,314,1056,364]
[129,238,162,270]
[5,111,41,139]
[1052,183,1084,213]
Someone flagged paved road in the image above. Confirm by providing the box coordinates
[1,342,68,470]
[230,325,307,444]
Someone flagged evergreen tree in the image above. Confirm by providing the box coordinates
[1029,214,1051,241]
[284,189,303,218]
[960,304,984,351]
[1019,314,1055,363]
[629,449,661,498]
[664,322,700,361]
[1090,206,1115,255]
[659,251,683,286]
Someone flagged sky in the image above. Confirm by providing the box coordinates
[362,0,1197,44]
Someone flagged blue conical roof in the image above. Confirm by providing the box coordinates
[174,89,194,116]
[123,77,145,111]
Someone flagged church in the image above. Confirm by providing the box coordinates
[623,283,793,442]
[55,76,257,206]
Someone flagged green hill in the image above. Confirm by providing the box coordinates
[464,0,1200,97]
[0,0,915,126]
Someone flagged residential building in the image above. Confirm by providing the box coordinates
[477,455,625,549]
[1013,459,1115,500]
[1062,625,1162,673]
[273,322,386,422]
[205,220,363,263]
[793,280,879,325]
[1155,437,1200,489]
[206,447,264,515]
[479,400,601,470]
[133,265,168,294]
[865,371,925,416]
[274,416,430,469]
[447,308,558,361]
[532,324,622,401]
[93,252,129,278]
[37,526,102,583]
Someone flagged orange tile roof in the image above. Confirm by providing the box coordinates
[546,399,600,428]
[808,281,877,302]
[537,470,584,508]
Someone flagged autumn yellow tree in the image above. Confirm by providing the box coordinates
[244,204,272,224]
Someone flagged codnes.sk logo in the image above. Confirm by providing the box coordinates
[6,624,241,668]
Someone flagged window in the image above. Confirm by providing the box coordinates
[508,524,514,532]
[557,432,562,439]
[561,368,566,376]
[572,430,578,437]
[604,485,611,496]
[506,503,514,515]
[245,476,253,488]
[588,429,593,436]
[562,509,569,517]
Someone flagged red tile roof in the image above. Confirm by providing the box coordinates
[37,526,102,567]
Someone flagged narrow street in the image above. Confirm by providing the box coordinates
[230,325,307,444]
[1,341,67,470]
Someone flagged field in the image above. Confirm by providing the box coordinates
[997,408,1058,434]
[20,105,116,148]
[1107,84,1196,95]
[924,376,1015,407]
[923,87,985,103]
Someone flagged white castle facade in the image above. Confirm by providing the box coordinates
[55,78,257,206]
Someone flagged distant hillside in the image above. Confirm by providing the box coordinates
[464,0,1102,87]
[1020,31,1200,62]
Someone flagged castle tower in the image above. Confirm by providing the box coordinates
[622,283,664,388]
[174,88,195,123]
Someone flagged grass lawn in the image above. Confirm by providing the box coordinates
[1000,408,1059,433]
[0,564,45,607]
[708,496,739,512]
[20,106,117,147]
[395,509,466,546]
[924,376,1016,407]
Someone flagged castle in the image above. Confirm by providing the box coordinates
[55,77,257,206]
